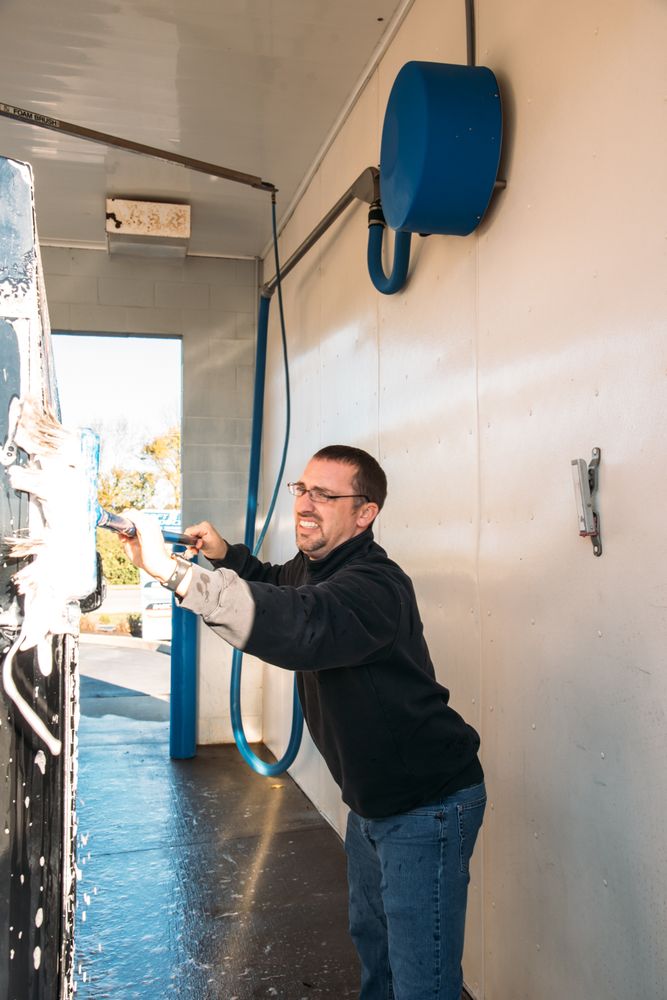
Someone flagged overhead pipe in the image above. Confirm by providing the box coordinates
[466,0,476,67]
[0,102,276,192]
[262,167,379,295]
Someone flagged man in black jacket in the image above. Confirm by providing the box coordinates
[122,445,486,1000]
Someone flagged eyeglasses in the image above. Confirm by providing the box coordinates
[287,482,369,504]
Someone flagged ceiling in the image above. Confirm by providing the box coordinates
[0,0,408,258]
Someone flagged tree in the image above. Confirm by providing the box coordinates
[98,467,157,513]
[88,416,147,473]
[141,427,180,508]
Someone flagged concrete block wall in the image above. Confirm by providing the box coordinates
[40,245,261,744]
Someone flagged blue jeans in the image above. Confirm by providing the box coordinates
[344,782,486,1000]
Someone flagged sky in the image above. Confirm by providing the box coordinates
[52,333,181,472]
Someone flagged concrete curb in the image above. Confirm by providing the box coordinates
[79,634,171,654]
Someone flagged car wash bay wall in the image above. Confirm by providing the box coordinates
[40,247,262,744]
[258,1,667,998]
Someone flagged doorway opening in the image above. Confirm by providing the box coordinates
[51,331,182,720]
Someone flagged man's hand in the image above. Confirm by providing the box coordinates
[182,521,228,561]
[120,510,175,583]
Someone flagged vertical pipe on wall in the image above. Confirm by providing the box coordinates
[169,562,198,759]
[465,0,476,66]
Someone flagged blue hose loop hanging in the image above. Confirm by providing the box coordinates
[367,199,412,295]
[230,198,304,777]
[379,61,502,236]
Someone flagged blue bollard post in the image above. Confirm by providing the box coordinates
[169,557,198,759]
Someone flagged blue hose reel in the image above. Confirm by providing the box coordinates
[368,61,503,294]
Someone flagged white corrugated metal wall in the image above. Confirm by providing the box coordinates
[257,1,667,997]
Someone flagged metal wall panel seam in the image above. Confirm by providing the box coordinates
[473,230,485,1000]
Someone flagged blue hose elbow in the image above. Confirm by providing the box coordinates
[367,204,411,295]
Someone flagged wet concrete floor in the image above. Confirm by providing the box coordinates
[75,640,359,999]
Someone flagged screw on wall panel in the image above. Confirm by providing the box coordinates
[570,447,602,556]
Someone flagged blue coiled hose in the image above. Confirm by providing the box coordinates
[229,198,304,777]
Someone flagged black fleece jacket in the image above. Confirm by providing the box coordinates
[209,527,483,819]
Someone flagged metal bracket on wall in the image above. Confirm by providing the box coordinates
[571,448,602,556]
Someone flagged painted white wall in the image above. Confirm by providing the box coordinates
[258,1,667,997]
[41,246,262,744]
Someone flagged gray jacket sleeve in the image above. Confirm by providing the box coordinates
[179,563,255,649]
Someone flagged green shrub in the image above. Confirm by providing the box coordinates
[128,613,142,637]
[96,528,139,585]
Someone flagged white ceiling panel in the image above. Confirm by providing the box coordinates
[0,0,407,257]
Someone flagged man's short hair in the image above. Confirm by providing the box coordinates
[313,445,387,509]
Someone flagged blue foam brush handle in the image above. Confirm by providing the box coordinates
[97,508,196,546]
[96,508,136,536]
[162,529,197,546]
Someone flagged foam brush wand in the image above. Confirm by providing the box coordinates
[95,508,196,546]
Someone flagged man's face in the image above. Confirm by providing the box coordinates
[293,458,377,560]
